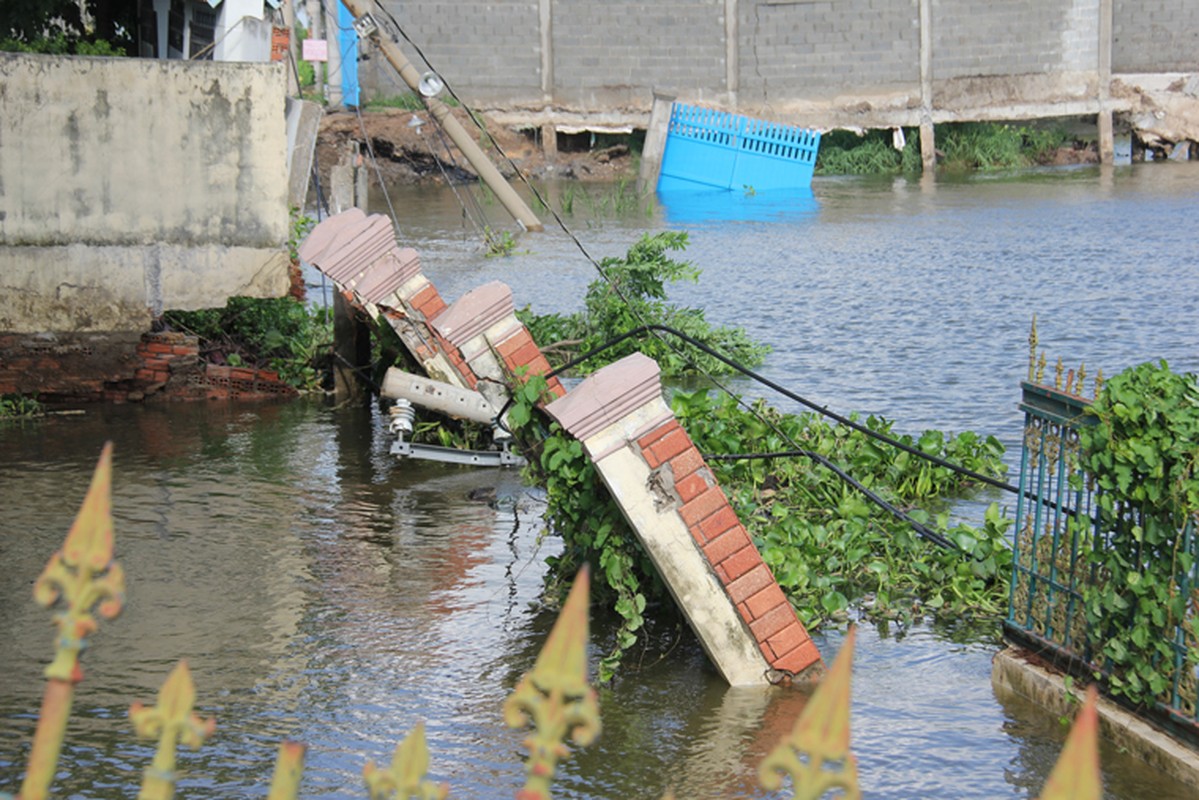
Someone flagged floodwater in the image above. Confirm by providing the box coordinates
[2,163,1198,798]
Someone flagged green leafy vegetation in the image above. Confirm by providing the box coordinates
[517,231,770,378]
[1,1,133,55]
[1077,360,1199,710]
[510,370,1011,682]
[0,394,43,419]
[816,123,1076,175]
[162,298,332,392]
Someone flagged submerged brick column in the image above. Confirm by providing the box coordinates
[431,281,566,412]
[299,209,469,388]
[545,353,822,686]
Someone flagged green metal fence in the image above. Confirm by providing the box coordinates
[1007,380,1199,735]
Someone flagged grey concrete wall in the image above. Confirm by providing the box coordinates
[371,0,542,103]
[366,0,1197,133]
[932,0,1098,80]
[1113,0,1199,73]
[0,53,290,334]
[553,0,726,108]
[738,0,920,101]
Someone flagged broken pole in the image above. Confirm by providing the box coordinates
[339,0,543,232]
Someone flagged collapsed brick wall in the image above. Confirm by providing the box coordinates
[0,331,296,404]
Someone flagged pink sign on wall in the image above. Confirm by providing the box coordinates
[302,39,328,62]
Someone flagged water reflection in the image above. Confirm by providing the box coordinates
[4,166,1199,798]
[657,186,820,226]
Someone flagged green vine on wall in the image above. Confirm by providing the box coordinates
[1077,360,1199,709]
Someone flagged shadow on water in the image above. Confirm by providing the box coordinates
[3,164,1199,798]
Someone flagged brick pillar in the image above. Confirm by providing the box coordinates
[545,353,822,686]
[431,281,565,414]
[299,210,468,388]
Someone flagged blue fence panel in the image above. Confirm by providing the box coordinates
[658,103,820,193]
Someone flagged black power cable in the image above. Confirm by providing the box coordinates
[541,324,1020,496]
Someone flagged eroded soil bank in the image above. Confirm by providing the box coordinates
[316,107,635,189]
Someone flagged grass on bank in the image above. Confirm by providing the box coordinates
[816,122,1078,175]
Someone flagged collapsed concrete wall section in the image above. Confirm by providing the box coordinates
[0,53,291,334]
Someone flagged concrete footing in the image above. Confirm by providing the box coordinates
[992,646,1199,792]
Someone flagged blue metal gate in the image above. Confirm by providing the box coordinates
[657,103,821,193]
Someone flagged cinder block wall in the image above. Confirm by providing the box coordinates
[1113,0,1199,72]
[737,0,920,100]
[367,0,1196,117]
[932,0,1098,79]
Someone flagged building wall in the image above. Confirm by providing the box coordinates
[0,53,289,334]
[738,0,921,101]
[1113,0,1199,73]
[367,0,1197,128]
[931,0,1098,80]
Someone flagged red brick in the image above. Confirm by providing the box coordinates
[690,525,708,548]
[546,377,566,398]
[727,564,774,604]
[749,602,794,641]
[675,471,710,503]
[144,342,173,355]
[698,507,740,543]
[642,446,664,470]
[496,330,530,359]
[409,285,444,318]
[679,486,727,527]
[637,420,681,450]
[703,527,752,566]
[669,447,705,480]
[134,368,155,381]
[721,543,763,583]
[766,621,811,663]
[524,354,552,377]
[773,639,822,674]
[650,428,692,465]
[745,583,788,620]
[511,340,542,368]
[171,344,197,356]
[142,357,172,371]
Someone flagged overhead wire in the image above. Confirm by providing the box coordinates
[360,2,1017,556]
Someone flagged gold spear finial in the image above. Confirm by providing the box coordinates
[504,567,600,800]
[1036,686,1101,800]
[760,626,859,799]
[32,441,126,683]
[363,722,448,800]
[130,660,216,800]
[20,443,127,800]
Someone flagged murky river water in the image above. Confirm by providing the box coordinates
[3,163,1198,798]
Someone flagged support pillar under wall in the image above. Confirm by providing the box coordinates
[920,121,937,172]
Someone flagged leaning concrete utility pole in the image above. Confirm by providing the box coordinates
[339,0,543,232]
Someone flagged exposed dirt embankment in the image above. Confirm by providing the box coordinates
[316,107,634,188]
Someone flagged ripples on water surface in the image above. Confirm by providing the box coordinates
[3,164,1198,798]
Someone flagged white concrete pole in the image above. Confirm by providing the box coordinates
[919,0,936,172]
[339,0,543,231]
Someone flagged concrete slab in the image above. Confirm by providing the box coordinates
[992,646,1199,793]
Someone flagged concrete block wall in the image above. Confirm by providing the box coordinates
[738,0,921,99]
[370,0,542,104]
[552,0,726,108]
[1113,0,1199,73]
[931,0,1096,80]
